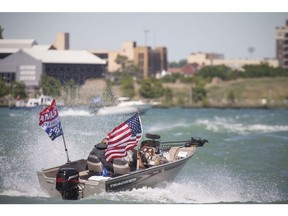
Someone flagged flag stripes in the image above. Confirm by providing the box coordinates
[105,113,142,162]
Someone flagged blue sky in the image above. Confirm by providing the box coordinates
[1,2,287,62]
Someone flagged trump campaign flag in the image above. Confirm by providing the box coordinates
[39,99,63,141]
[105,113,143,162]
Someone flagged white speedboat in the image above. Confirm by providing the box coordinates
[36,134,208,200]
[95,97,152,116]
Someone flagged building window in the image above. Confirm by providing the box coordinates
[0,72,16,84]
[138,53,144,67]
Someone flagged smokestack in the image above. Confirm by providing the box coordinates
[53,32,69,50]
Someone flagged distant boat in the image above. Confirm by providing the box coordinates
[10,95,64,110]
[95,97,152,116]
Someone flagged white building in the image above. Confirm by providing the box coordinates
[187,52,279,70]
[0,40,107,90]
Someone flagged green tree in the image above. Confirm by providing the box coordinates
[192,77,207,103]
[120,74,135,98]
[163,88,173,105]
[242,63,288,78]
[11,81,27,99]
[124,64,143,80]
[0,79,9,98]
[115,54,129,71]
[139,78,165,99]
[192,86,206,103]
[0,25,3,39]
[113,54,142,82]
[169,59,187,68]
[161,73,179,83]
[40,75,61,97]
[198,65,236,80]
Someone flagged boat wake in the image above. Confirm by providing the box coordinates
[59,108,93,117]
[0,164,285,204]
[196,117,288,134]
[79,167,285,204]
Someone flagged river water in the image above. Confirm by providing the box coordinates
[0,107,287,208]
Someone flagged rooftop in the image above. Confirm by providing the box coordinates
[0,39,37,48]
[23,49,107,65]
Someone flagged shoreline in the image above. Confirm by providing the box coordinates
[1,104,287,110]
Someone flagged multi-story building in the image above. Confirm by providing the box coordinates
[152,47,168,75]
[187,52,278,71]
[134,46,168,78]
[90,41,136,73]
[275,19,288,69]
[92,41,168,78]
[134,46,153,78]
[187,52,224,67]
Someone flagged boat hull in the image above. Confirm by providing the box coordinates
[105,155,190,192]
[37,146,196,199]
[95,102,152,116]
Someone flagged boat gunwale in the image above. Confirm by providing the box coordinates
[37,145,196,181]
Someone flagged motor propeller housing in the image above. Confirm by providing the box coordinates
[56,167,79,200]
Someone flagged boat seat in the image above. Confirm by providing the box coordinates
[154,156,169,166]
[168,147,192,161]
[113,158,130,175]
[87,155,103,173]
[167,147,180,161]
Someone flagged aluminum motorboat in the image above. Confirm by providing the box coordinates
[36,134,208,200]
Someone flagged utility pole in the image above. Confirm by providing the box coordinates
[144,29,149,46]
[248,47,255,59]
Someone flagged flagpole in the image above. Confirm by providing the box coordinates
[136,109,143,170]
[62,134,70,163]
[136,145,140,170]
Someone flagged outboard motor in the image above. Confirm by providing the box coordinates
[56,167,79,200]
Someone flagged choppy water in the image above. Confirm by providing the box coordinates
[0,107,287,205]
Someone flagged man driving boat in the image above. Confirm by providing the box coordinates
[88,138,114,173]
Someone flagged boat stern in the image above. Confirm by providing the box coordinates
[37,170,63,199]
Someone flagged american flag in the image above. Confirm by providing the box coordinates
[105,113,143,162]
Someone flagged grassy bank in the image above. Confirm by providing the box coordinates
[2,77,287,108]
[79,77,288,108]
[205,77,288,108]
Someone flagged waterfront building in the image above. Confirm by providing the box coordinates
[187,52,278,71]
[0,32,106,94]
[91,41,168,78]
[275,19,288,69]
[90,41,137,73]
[0,48,106,94]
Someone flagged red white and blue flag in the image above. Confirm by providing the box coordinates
[39,99,63,141]
[105,113,143,162]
